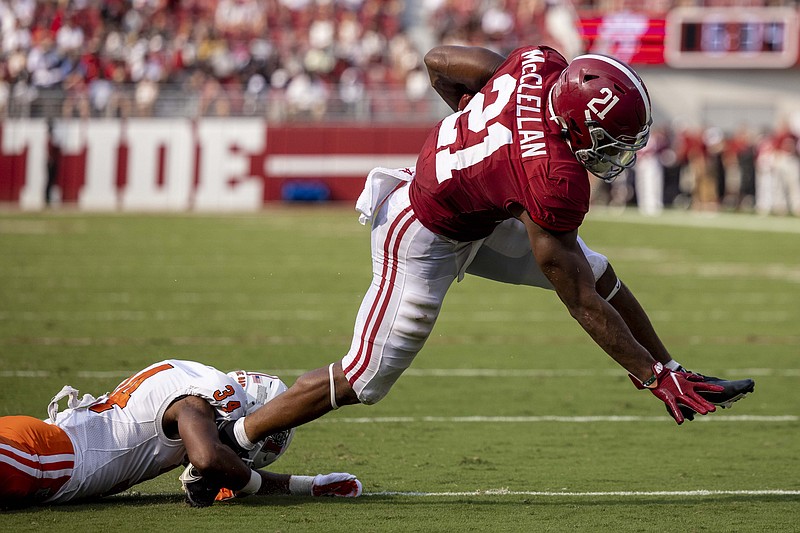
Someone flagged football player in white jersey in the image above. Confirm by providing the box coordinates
[0,359,362,509]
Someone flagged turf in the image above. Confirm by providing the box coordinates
[0,207,798,532]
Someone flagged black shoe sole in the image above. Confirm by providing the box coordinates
[676,376,755,421]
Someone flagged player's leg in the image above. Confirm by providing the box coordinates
[464,218,608,287]
[466,219,670,356]
[0,416,74,508]
[244,186,464,441]
[342,186,466,404]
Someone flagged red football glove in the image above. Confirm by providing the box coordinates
[630,363,725,425]
[457,93,474,111]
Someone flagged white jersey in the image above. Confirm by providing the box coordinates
[44,359,248,503]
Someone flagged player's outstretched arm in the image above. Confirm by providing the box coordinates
[167,395,254,506]
[518,210,654,379]
[424,45,506,111]
[211,471,363,501]
[595,263,672,364]
[515,209,722,424]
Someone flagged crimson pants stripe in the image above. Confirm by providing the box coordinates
[344,206,415,382]
[343,204,414,378]
[351,209,417,382]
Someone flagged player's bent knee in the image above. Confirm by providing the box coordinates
[391,292,440,351]
[354,363,410,405]
[357,387,387,405]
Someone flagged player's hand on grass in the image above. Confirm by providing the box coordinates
[630,363,724,425]
[179,464,221,508]
[312,473,363,497]
[287,472,363,497]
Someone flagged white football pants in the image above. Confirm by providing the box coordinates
[341,182,608,404]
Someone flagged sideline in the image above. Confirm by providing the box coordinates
[587,208,800,235]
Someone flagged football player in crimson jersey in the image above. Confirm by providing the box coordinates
[232,45,755,457]
[0,360,362,509]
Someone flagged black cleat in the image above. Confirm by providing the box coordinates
[675,368,755,421]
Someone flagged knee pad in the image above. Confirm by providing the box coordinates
[355,364,407,405]
[390,290,441,352]
[357,387,386,405]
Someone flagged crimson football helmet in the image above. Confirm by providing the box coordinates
[227,370,295,468]
[548,53,652,181]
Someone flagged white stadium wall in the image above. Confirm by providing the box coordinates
[0,119,429,211]
[641,68,800,133]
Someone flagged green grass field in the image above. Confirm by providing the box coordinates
[1,207,798,532]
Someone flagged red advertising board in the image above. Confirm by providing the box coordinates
[579,13,667,65]
[579,7,800,68]
[0,119,431,210]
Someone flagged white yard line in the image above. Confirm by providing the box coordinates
[322,415,797,424]
[365,489,800,497]
[126,488,800,499]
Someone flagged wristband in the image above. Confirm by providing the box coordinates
[641,375,658,388]
[288,475,314,496]
[233,417,256,451]
[642,362,663,389]
[239,469,262,495]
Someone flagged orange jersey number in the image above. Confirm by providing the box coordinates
[213,385,242,413]
[89,363,175,413]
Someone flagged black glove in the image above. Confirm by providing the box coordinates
[178,464,222,508]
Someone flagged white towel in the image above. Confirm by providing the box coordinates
[355,167,415,225]
[47,385,104,422]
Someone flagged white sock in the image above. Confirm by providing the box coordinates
[233,417,256,450]
[288,475,315,496]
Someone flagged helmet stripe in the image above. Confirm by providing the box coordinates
[577,54,651,124]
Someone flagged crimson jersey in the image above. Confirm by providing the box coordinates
[410,46,590,241]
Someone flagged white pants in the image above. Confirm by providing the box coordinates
[342,177,608,404]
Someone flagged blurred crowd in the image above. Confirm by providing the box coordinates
[594,122,800,216]
[0,0,430,119]
[2,0,799,215]
[0,0,798,120]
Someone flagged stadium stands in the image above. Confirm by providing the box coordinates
[0,0,798,214]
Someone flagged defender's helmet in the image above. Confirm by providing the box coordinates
[227,370,294,468]
[548,53,652,181]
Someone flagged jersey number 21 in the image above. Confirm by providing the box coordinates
[435,74,516,184]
